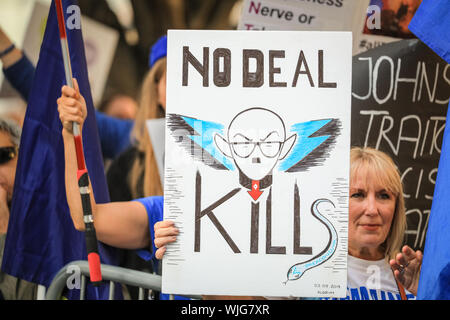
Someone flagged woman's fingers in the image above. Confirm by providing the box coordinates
[154,235,177,249]
[60,79,84,109]
[58,103,84,124]
[72,77,80,95]
[59,95,78,106]
[57,78,87,132]
[415,250,423,264]
[391,246,415,269]
[155,226,179,238]
[61,84,78,98]
[155,247,166,260]
[154,220,175,230]
[396,252,409,268]
[58,91,84,117]
[402,245,422,265]
[59,102,83,116]
[154,221,179,239]
[393,246,421,272]
[154,220,178,260]
[390,245,423,295]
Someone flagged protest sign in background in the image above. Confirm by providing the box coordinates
[351,39,450,251]
[0,1,118,106]
[238,0,369,54]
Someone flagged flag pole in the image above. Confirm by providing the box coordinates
[55,0,102,286]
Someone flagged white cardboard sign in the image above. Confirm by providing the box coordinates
[237,0,369,54]
[163,30,351,298]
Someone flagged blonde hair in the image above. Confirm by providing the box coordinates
[350,147,406,261]
[129,57,166,198]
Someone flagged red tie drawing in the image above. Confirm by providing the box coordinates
[248,180,263,201]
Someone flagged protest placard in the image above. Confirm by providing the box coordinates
[352,39,450,251]
[162,30,352,297]
[238,0,369,54]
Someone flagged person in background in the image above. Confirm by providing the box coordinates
[0,26,133,161]
[98,94,138,120]
[0,118,37,300]
[344,147,422,300]
[96,93,138,172]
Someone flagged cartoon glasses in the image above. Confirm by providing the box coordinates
[230,141,283,158]
[0,146,17,165]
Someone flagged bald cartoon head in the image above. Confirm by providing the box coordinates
[215,108,297,181]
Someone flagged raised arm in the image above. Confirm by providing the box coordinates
[57,79,150,249]
[0,27,23,69]
[1,25,132,159]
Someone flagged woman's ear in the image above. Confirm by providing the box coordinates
[214,133,233,158]
[279,134,297,160]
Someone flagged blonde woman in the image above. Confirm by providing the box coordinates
[346,147,422,300]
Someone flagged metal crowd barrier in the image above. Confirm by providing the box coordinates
[45,260,200,300]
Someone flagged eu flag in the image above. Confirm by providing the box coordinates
[409,0,450,300]
[1,0,120,299]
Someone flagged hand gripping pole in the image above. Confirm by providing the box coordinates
[56,0,102,285]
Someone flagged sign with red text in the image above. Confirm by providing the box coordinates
[162,30,352,297]
[238,0,369,54]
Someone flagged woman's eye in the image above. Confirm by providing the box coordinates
[378,193,391,200]
[351,192,363,198]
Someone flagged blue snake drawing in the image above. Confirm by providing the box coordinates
[284,198,338,284]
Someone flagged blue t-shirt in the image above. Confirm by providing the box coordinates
[134,196,190,300]
[133,196,163,265]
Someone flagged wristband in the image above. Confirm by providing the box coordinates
[0,44,15,59]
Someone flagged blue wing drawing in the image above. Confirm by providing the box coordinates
[279,118,342,172]
[167,113,341,173]
[166,113,235,171]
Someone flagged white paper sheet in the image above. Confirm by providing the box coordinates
[146,118,165,186]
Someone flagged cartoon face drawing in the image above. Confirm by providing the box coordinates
[214,108,297,181]
[166,109,341,183]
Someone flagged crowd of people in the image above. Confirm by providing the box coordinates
[0,16,424,300]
